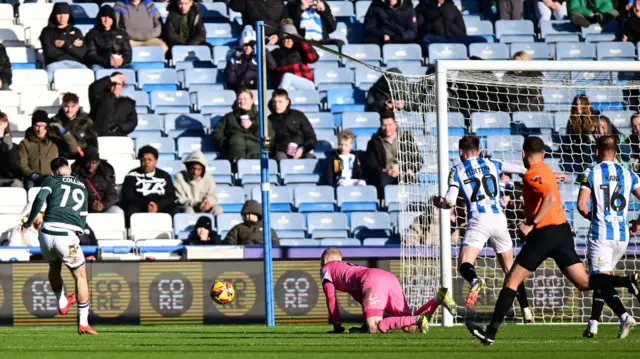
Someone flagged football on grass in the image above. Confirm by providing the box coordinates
[210,280,235,305]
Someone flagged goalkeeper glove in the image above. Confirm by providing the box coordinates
[327,324,345,334]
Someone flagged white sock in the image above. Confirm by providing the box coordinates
[620,312,630,323]
[589,319,598,326]
[54,287,68,309]
[78,302,89,326]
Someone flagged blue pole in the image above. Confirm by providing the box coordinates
[256,20,275,327]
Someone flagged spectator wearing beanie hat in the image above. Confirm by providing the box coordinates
[223,200,280,245]
[225,26,276,92]
[71,146,122,214]
[19,110,78,189]
[175,150,223,215]
[186,216,220,245]
[84,5,133,71]
[270,19,319,92]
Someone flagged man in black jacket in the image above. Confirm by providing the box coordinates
[163,0,207,50]
[287,0,342,46]
[121,145,177,225]
[40,2,88,83]
[71,146,122,214]
[84,5,133,71]
[0,43,12,90]
[229,0,288,44]
[364,110,423,198]
[268,89,317,160]
[225,27,276,92]
[364,0,417,45]
[88,72,137,136]
[416,0,487,50]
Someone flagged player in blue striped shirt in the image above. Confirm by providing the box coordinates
[433,136,532,322]
[578,135,640,339]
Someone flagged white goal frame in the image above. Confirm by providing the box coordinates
[435,60,640,327]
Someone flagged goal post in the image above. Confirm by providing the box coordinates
[387,60,640,327]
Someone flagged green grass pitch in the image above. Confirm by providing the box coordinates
[0,324,638,358]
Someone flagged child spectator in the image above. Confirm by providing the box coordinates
[325,129,366,186]
[186,216,221,245]
[271,19,319,91]
[174,150,223,215]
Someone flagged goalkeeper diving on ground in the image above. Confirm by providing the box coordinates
[320,248,456,334]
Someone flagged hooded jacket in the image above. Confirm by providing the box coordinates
[163,1,206,48]
[212,103,274,160]
[363,129,423,181]
[174,150,223,215]
[88,75,138,136]
[222,200,280,245]
[363,0,417,44]
[114,0,163,42]
[416,0,465,38]
[40,3,86,65]
[85,5,133,67]
[228,0,288,37]
[71,156,119,212]
[225,47,276,91]
[121,165,177,213]
[270,39,319,84]
[50,108,99,154]
[268,101,317,155]
[0,43,12,88]
[18,128,62,177]
[186,215,221,245]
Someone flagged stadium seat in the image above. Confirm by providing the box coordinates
[86,213,126,240]
[6,47,37,69]
[150,91,191,114]
[539,20,579,42]
[164,114,206,138]
[585,89,624,111]
[70,3,99,24]
[355,67,382,91]
[131,46,165,69]
[355,135,369,151]
[427,44,467,64]
[311,45,341,68]
[19,3,52,24]
[194,90,235,114]
[326,1,355,19]
[0,214,20,243]
[581,21,618,42]
[350,212,391,239]
[601,110,634,131]
[176,136,215,158]
[137,69,179,92]
[355,1,371,22]
[0,4,13,26]
[204,23,236,46]
[216,187,246,213]
[464,19,494,40]
[319,238,361,246]
[236,159,279,185]
[486,135,525,152]
[512,112,554,134]
[341,112,380,137]
[121,90,150,114]
[98,240,135,258]
[0,188,26,214]
[342,44,381,68]
[491,150,523,165]
[314,67,354,90]
[52,68,94,90]
[135,136,176,158]
[294,185,335,212]
[471,112,511,136]
[326,88,365,114]
[556,42,596,61]
[156,158,182,175]
[597,42,636,61]
[10,70,48,93]
[8,113,30,133]
[198,2,229,21]
[384,184,425,212]
[495,20,534,42]
[314,133,338,158]
[173,213,214,240]
[307,112,335,132]
[279,238,318,246]
[469,43,509,60]
[279,159,320,185]
[558,183,580,210]
[509,42,550,60]
[130,213,174,240]
[0,92,21,115]
[329,22,349,44]
[110,159,140,185]
[337,185,378,212]
[288,90,321,113]
[0,25,27,46]
[553,112,570,134]
[251,186,294,212]
[96,68,136,84]
[172,45,213,64]
[183,69,220,91]
[307,212,348,239]
[131,114,163,136]
[208,159,234,185]
[212,45,231,68]
[98,137,135,158]
[543,88,577,112]
[425,112,465,136]
[271,213,305,238]
[362,238,394,246]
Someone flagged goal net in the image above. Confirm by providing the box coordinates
[386,64,640,325]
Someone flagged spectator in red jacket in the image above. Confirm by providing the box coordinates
[363,0,418,45]
[270,19,319,91]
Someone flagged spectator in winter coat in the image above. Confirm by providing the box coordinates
[88,72,138,136]
[19,111,78,189]
[287,0,342,46]
[71,146,122,214]
[0,113,22,187]
[624,0,640,43]
[499,0,524,19]
[417,0,487,50]
[121,145,177,224]
[186,216,221,245]
[163,0,207,50]
[365,67,408,114]
[568,0,618,27]
[325,129,366,186]
[229,0,288,43]
[175,150,223,215]
[85,5,133,70]
[40,3,88,83]
[271,19,319,91]
[115,0,168,53]
[225,27,276,92]
[363,0,417,45]
[268,89,317,160]
[363,110,423,198]
[500,52,544,114]
[50,92,98,159]
[212,88,273,161]
[223,200,280,245]
[535,0,568,24]
[0,43,12,90]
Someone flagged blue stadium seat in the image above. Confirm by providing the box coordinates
[425,112,465,136]
[251,186,294,212]
[556,42,595,61]
[341,112,379,136]
[490,150,523,166]
[363,238,394,246]
[279,159,320,185]
[512,112,554,134]
[294,185,335,212]
[539,20,579,41]
[311,45,341,68]
[215,187,246,213]
[314,133,338,158]
[137,69,179,92]
[271,213,305,238]
[213,46,231,68]
[558,183,580,210]
[597,42,635,61]
[464,19,494,41]
[236,159,279,185]
[337,185,378,212]
[327,1,355,19]
[383,185,409,212]
[319,238,361,246]
[150,91,190,114]
[198,2,229,21]
[355,67,382,91]
[165,114,207,138]
[208,159,233,185]
[216,213,243,237]
[382,44,422,67]
[350,212,391,239]
[471,112,511,136]
[288,90,321,113]
[543,88,577,112]
[131,46,165,69]
[469,43,509,60]
[279,238,318,246]
[601,110,635,131]
[486,135,525,152]
[355,1,371,22]
[509,43,550,60]
[307,113,335,132]
[176,136,215,158]
[495,20,534,42]
[307,212,348,239]
[428,44,467,64]
[171,45,212,65]
[121,89,150,113]
[173,213,214,240]
[585,89,624,111]
[96,68,136,83]
[205,23,236,46]
[326,88,365,114]
[131,114,164,136]
[135,136,176,157]
[71,3,99,24]
[581,21,618,42]
[314,67,354,90]
[553,112,570,133]
[194,90,235,114]
[156,158,182,176]
[5,47,37,69]
[355,135,369,151]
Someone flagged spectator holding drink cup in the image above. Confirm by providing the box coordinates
[268,89,317,160]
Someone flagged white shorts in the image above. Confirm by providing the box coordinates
[39,223,85,269]
[587,239,628,274]
[463,213,512,254]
